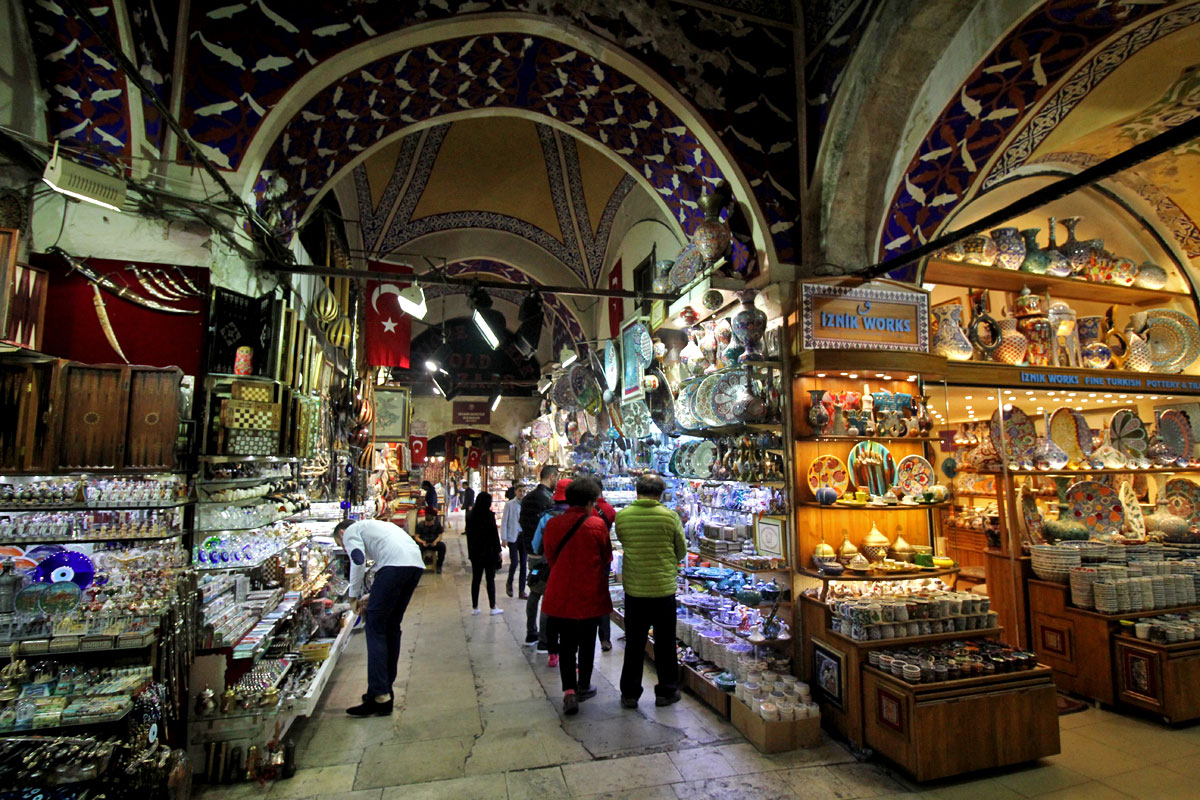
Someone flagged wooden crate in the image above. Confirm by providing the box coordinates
[126,367,181,469]
[731,698,822,753]
[57,364,130,469]
[0,358,65,472]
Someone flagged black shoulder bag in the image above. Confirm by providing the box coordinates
[528,515,587,593]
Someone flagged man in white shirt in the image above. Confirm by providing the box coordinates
[333,518,425,717]
[502,485,527,598]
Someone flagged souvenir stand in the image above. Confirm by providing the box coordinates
[911,207,1200,727]
[792,280,1061,781]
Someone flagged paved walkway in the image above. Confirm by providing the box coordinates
[198,522,1200,799]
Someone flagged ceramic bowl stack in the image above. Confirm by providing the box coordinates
[1059,540,1109,563]
[1069,567,1099,609]
[1106,543,1129,564]
[1031,544,1082,583]
[1093,581,1119,613]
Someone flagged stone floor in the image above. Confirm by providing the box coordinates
[199,520,1200,799]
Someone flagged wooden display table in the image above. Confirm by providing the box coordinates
[985,549,1033,649]
[861,664,1059,781]
[1029,579,1200,712]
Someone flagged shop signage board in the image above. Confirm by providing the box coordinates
[802,282,929,353]
[946,363,1200,396]
[453,401,491,426]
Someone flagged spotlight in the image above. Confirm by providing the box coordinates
[490,393,502,412]
[42,142,125,212]
[560,345,578,368]
[513,288,544,359]
[424,359,438,373]
[469,281,500,349]
[397,283,427,319]
[537,375,552,394]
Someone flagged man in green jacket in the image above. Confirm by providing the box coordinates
[614,472,687,707]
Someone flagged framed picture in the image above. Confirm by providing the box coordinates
[1120,647,1160,705]
[877,688,905,733]
[812,639,844,709]
[620,318,646,402]
[754,515,788,563]
[375,387,411,441]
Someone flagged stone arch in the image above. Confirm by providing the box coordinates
[235,16,775,268]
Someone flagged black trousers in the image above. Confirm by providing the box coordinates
[506,539,527,594]
[365,566,423,697]
[471,562,497,609]
[420,542,446,569]
[552,616,600,693]
[619,594,678,700]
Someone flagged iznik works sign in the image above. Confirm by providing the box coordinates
[802,283,929,352]
[1018,371,1200,394]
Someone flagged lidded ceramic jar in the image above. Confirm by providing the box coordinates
[889,527,915,562]
[836,530,860,565]
[861,521,891,563]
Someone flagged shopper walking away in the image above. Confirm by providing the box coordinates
[531,479,570,666]
[502,485,528,597]
[422,480,438,511]
[465,492,504,615]
[614,473,687,707]
[520,464,558,646]
[412,508,446,573]
[461,481,475,515]
[333,519,424,717]
[542,478,613,715]
[590,480,617,652]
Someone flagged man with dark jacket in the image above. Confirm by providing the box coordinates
[519,464,558,646]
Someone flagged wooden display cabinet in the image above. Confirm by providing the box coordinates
[1113,634,1200,724]
[861,663,1059,781]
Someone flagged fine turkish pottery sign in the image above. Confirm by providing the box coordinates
[802,281,929,352]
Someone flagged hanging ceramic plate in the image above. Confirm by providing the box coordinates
[39,581,81,614]
[1119,481,1145,539]
[690,440,718,479]
[675,441,699,478]
[553,374,579,411]
[895,455,935,497]
[569,364,601,412]
[989,405,1037,466]
[1147,309,1200,373]
[847,441,896,497]
[1144,315,1188,373]
[1049,407,1093,466]
[1067,480,1124,537]
[668,243,705,289]
[675,379,702,430]
[708,370,742,425]
[603,340,619,391]
[1157,409,1193,462]
[621,400,653,439]
[1108,409,1148,458]
[1164,477,1200,527]
[13,583,48,614]
[694,372,726,428]
[631,323,654,369]
[807,454,849,497]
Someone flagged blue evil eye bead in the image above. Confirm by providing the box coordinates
[340,500,351,510]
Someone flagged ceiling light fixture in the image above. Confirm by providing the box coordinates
[490,393,502,412]
[537,375,552,394]
[513,288,544,359]
[560,345,579,368]
[424,359,438,373]
[468,281,500,349]
[42,142,125,212]
[397,283,427,319]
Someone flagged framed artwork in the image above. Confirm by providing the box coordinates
[877,688,905,733]
[754,515,787,563]
[374,387,411,441]
[1120,647,1160,705]
[620,318,646,402]
[812,639,844,709]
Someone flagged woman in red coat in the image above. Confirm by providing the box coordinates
[542,476,613,715]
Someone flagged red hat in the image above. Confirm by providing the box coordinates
[553,478,572,502]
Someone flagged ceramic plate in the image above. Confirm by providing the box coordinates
[621,400,652,440]
[694,372,726,428]
[1119,480,1145,539]
[1144,315,1188,373]
[628,322,654,369]
[989,405,1037,465]
[1164,477,1200,527]
[675,380,702,430]
[569,364,601,412]
[668,243,705,289]
[1148,309,1200,373]
[708,370,741,425]
[1067,480,1125,537]
[895,455,935,497]
[603,340,619,391]
[1049,407,1093,466]
[847,440,896,497]
[807,455,849,497]
[1158,409,1193,462]
[690,440,717,479]
[1108,409,1148,458]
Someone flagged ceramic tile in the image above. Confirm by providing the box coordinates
[290,791,382,800]
[562,753,685,795]
[577,784,681,800]
[1043,730,1145,778]
[506,766,569,800]
[926,777,1024,800]
[672,770,804,800]
[1099,765,1195,799]
[1072,719,1199,761]
[1035,782,1132,799]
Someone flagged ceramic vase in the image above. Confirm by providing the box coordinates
[732,369,766,422]
[679,331,704,377]
[932,304,974,361]
[1049,302,1081,368]
[991,227,1025,270]
[1019,317,1052,367]
[1042,477,1089,543]
[1077,315,1104,346]
[1109,255,1138,287]
[1135,261,1168,290]
[693,218,732,265]
[914,395,933,434]
[1082,241,1110,282]
[1043,217,1073,277]
[1033,411,1070,471]
[1056,216,1092,276]
[1018,229,1051,275]
[1121,328,1153,372]
[1145,496,1189,538]
[959,235,998,267]
[732,290,768,362]
[994,318,1028,365]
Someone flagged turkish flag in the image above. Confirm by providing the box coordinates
[410,436,427,465]
[364,261,413,368]
[467,447,482,469]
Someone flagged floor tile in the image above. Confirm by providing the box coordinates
[267,765,358,799]
[926,777,1024,800]
[562,753,685,795]
[379,774,506,800]
[993,763,1090,796]
[1036,782,1132,799]
[354,736,474,789]
[673,770,803,800]
[1099,765,1195,799]
[667,746,739,780]
[506,766,569,800]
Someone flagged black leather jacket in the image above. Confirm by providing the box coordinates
[519,483,554,549]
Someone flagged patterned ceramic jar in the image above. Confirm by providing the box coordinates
[990,227,1025,270]
[932,304,973,361]
[1018,229,1050,275]
[1082,342,1113,370]
[1019,318,1052,367]
[994,318,1028,365]
[960,235,998,267]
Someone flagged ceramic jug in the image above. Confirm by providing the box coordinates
[994,318,1028,365]
[932,304,974,361]
[991,227,1025,270]
[1018,228,1050,275]
[1019,317,1052,367]
[1043,217,1073,277]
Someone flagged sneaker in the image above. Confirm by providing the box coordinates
[620,696,639,709]
[490,608,504,615]
[525,635,539,647]
[563,691,579,715]
[655,691,682,707]
[472,609,481,616]
[346,696,393,717]
[577,686,597,701]
[601,641,612,652]
[548,654,560,668]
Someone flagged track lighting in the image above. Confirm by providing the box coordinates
[490,393,502,412]
[397,283,427,319]
[42,142,125,212]
[537,376,552,394]
[560,345,578,368]
[424,359,438,372]
[513,288,544,359]
[469,281,500,349]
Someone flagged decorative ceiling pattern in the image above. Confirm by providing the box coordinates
[876,0,1181,270]
[128,0,175,159]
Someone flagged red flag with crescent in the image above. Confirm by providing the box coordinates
[364,262,413,368]
[467,446,482,469]
[410,436,427,465]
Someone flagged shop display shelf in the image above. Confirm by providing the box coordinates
[798,500,952,510]
[283,613,355,717]
[0,500,192,512]
[828,626,1005,650]
[0,706,135,735]
[0,630,158,658]
[0,530,184,546]
[204,373,280,384]
[922,259,1191,307]
[696,554,790,573]
[1008,466,1200,476]
[197,475,292,487]
[197,455,300,464]
[196,539,295,572]
[795,435,943,443]
[687,479,786,488]
[798,566,959,583]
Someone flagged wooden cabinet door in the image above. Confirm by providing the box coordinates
[126,367,181,469]
[58,364,129,469]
